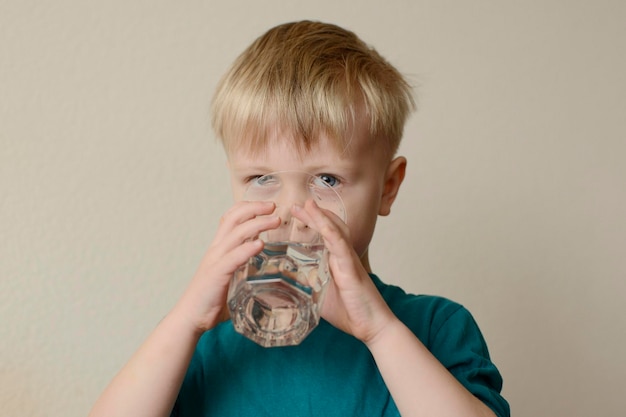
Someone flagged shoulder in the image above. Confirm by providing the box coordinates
[370,274,498,365]
[370,274,468,346]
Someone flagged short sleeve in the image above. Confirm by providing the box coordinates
[429,305,510,417]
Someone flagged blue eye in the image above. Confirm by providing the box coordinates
[257,175,276,185]
[248,174,278,186]
[316,174,339,187]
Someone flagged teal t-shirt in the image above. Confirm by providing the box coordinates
[172,274,509,417]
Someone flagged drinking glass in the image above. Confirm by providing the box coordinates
[227,171,346,347]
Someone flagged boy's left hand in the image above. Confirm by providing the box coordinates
[292,199,397,345]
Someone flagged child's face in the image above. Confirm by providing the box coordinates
[227,118,403,261]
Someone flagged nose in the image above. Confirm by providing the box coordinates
[274,178,310,227]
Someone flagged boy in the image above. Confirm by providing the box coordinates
[89,20,509,417]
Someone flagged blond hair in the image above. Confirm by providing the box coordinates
[211,20,416,158]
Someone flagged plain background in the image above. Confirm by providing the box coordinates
[1,1,625,416]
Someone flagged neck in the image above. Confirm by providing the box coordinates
[360,248,372,273]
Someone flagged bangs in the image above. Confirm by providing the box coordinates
[212,71,361,158]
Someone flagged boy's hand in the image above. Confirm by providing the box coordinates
[292,200,397,344]
[172,201,280,335]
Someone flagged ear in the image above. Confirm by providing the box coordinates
[379,156,407,216]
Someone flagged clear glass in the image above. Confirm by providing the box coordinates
[227,171,346,347]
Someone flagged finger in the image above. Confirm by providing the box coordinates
[292,201,358,278]
[293,200,350,253]
[213,201,277,243]
[212,213,280,258]
[218,200,275,228]
[202,238,265,280]
[205,203,280,276]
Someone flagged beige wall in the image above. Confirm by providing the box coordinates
[1,1,625,416]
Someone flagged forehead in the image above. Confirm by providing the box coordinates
[227,134,348,171]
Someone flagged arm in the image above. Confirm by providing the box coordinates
[366,319,497,417]
[88,201,280,417]
[88,309,201,417]
[294,200,501,417]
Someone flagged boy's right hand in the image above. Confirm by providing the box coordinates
[171,201,280,335]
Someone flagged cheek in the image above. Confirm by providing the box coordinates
[231,183,247,201]
[339,183,384,254]
[345,207,379,257]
